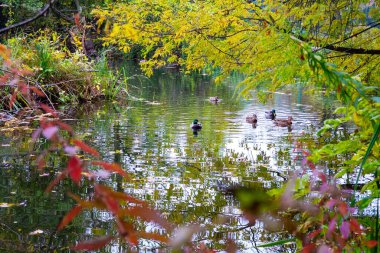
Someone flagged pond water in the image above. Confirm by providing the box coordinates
[0,67,341,252]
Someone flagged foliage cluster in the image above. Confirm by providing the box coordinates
[91,0,380,251]
[0,30,128,112]
[1,31,97,109]
[92,0,380,88]
[0,44,173,252]
[0,0,379,251]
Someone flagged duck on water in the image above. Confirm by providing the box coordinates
[191,119,202,130]
[246,114,257,124]
[265,109,276,120]
[209,96,220,103]
[274,116,293,127]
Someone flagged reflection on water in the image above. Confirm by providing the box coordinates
[0,68,339,252]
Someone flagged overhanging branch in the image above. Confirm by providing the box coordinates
[322,45,380,55]
[291,35,380,55]
[0,0,57,34]
[52,3,74,22]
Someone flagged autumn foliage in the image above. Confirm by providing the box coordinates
[1,44,173,251]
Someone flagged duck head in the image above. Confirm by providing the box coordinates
[193,119,199,124]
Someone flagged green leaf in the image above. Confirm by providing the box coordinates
[335,168,349,179]
[257,238,296,247]
[357,197,374,210]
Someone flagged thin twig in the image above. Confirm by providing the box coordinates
[0,68,56,111]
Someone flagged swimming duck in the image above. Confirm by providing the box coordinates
[209,96,220,103]
[191,119,202,130]
[274,116,293,127]
[265,109,276,120]
[246,114,257,124]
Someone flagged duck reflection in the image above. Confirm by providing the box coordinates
[193,129,201,136]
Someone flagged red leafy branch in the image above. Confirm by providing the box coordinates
[0,44,172,251]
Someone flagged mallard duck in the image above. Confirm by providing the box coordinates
[265,109,276,119]
[274,116,293,127]
[191,119,202,130]
[209,96,220,103]
[246,114,257,124]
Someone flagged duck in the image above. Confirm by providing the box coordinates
[274,116,293,127]
[246,114,257,124]
[190,119,202,130]
[209,96,220,103]
[265,109,276,120]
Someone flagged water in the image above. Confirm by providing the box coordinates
[0,68,338,252]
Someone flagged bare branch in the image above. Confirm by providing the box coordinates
[0,0,57,34]
[51,3,74,22]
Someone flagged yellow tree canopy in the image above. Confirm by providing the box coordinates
[92,0,379,96]
[92,1,380,198]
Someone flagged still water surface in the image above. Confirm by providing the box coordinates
[0,68,335,252]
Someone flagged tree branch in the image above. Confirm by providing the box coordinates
[291,35,380,55]
[0,0,57,34]
[322,45,380,55]
[51,3,73,22]
[73,0,82,14]
[321,20,380,49]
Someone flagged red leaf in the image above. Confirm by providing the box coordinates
[36,152,47,170]
[92,161,130,179]
[9,91,17,108]
[39,103,58,117]
[0,73,11,84]
[104,196,119,214]
[73,139,100,157]
[119,206,173,231]
[325,199,336,209]
[306,160,316,170]
[349,218,362,233]
[318,172,327,183]
[70,236,114,251]
[307,229,322,240]
[366,240,378,248]
[19,82,28,95]
[19,68,33,76]
[67,156,82,184]
[94,184,147,206]
[74,13,81,27]
[301,243,316,253]
[57,205,83,231]
[338,202,349,216]
[337,83,342,94]
[45,172,67,192]
[116,219,138,245]
[38,157,46,170]
[55,121,73,132]
[30,86,45,97]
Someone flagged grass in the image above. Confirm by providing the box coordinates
[1,30,130,112]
